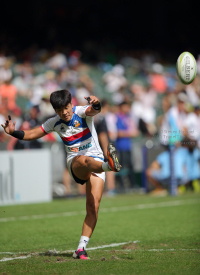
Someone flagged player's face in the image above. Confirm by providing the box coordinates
[55,103,73,121]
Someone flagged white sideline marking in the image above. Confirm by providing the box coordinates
[104,248,199,252]
[0,241,137,262]
[147,248,199,252]
[0,199,199,223]
[1,242,199,262]
[0,255,31,262]
[69,240,140,253]
[87,241,139,251]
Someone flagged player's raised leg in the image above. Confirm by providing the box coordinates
[71,155,104,182]
[71,143,121,183]
[73,174,104,260]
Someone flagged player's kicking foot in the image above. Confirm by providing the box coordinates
[107,143,121,172]
[73,248,90,260]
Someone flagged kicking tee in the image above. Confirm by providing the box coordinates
[41,106,104,161]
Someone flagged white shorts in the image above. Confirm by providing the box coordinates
[66,155,106,184]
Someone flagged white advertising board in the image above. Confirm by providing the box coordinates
[0,149,52,205]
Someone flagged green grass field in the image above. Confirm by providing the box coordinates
[0,193,200,275]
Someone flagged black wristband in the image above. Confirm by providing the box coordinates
[11,130,25,140]
[92,103,101,110]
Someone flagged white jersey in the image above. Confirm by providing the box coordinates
[183,112,200,142]
[41,105,104,161]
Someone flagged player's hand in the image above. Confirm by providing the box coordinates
[84,95,100,105]
[1,115,16,135]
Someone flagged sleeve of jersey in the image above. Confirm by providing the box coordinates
[75,105,91,118]
[40,117,57,134]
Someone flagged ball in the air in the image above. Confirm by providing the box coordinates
[176,52,197,84]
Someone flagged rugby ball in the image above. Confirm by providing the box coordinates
[176,52,197,84]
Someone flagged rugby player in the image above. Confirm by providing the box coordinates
[1,89,121,260]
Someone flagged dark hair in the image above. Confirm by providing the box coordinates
[50,90,72,110]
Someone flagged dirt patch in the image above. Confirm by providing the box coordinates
[111,255,120,260]
[121,243,138,250]
[43,260,51,263]
[101,257,107,261]
[56,257,69,263]
[110,250,117,253]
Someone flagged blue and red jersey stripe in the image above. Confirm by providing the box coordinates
[61,127,92,146]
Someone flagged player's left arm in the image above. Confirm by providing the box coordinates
[84,95,101,116]
[1,116,46,141]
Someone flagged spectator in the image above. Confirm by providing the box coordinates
[0,106,7,143]
[0,79,17,111]
[159,92,188,145]
[76,87,91,106]
[149,63,167,93]
[68,50,81,70]
[39,95,56,121]
[103,64,128,93]
[130,82,157,136]
[115,101,139,190]
[0,58,12,85]
[185,84,199,107]
[157,94,171,128]
[165,68,177,93]
[146,146,190,195]
[183,105,200,147]
[181,137,200,188]
[105,104,118,143]
[43,70,61,96]
[94,100,116,195]
[30,85,45,108]
[46,51,68,70]
[24,105,41,128]
[185,147,200,187]
[12,72,31,96]
[0,46,199,195]
[140,85,157,109]
[7,107,42,150]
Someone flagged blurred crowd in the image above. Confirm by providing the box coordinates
[0,48,200,196]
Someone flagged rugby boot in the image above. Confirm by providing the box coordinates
[107,143,121,172]
[73,248,90,260]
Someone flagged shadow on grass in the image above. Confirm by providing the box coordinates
[39,251,73,258]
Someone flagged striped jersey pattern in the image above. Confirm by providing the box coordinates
[41,105,103,160]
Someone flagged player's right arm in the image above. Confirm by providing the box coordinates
[23,127,46,140]
[1,116,46,140]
